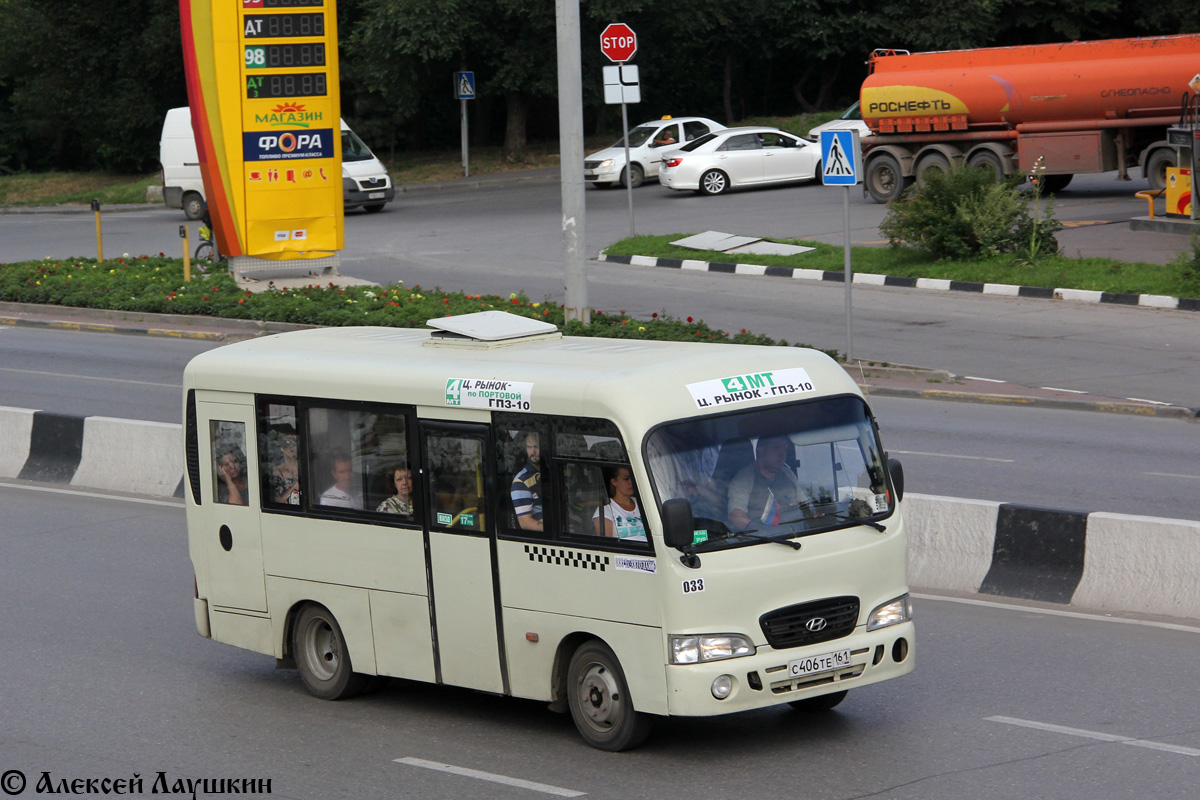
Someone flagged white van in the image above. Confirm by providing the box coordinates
[160,107,396,219]
[183,311,914,751]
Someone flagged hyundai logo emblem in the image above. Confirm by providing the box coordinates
[805,617,828,632]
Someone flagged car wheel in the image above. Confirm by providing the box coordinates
[1145,149,1176,192]
[620,164,644,189]
[183,192,206,221]
[567,640,653,751]
[788,689,848,712]
[292,604,372,700]
[967,150,1005,182]
[865,153,910,203]
[698,169,729,196]
[363,203,385,213]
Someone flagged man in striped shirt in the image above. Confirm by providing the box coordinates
[510,432,543,532]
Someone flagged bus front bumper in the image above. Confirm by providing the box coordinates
[664,621,914,717]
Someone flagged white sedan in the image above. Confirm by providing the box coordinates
[658,127,822,195]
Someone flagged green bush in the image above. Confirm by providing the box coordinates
[879,166,1062,260]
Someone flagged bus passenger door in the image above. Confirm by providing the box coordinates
[197,399,266,613]
[421,423,505,694]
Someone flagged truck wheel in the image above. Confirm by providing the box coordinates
[967,150,1004,181]
[915,153,951,185]
[1145,149,1176,192]
[865,154,909,203]
[620,164,644,189]
[183,192,206,221]
[567,640,653,751]
[1037,174,1073,194]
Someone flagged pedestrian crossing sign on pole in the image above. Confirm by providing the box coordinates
[820,130,861,186]
[454,71,476,100]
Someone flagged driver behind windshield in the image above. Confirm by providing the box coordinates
[726,436,811,530]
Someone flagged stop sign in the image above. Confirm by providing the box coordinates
[600,23,637,63]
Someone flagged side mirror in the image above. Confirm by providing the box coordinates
[661,498,695,549]
[888,458,905,502]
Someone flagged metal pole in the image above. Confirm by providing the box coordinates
[91,199,103,263]
[621,98,635,238]
[843,185,853,361]
[555,0,589,323]
[461,98,470,178]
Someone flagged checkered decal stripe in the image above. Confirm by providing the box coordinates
[524,545,609,571]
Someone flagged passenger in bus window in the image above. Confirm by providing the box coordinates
[318,450,361,509]
[215,445,248,506]
[376,464,413,515]
[271,432,301,505]
[593,466,646,541]
[727,435,807,530]
[510,432,543,531]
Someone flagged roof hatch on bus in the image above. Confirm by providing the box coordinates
[425,311,560,348]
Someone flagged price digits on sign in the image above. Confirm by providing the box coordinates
[246,72,328,99]
[243,13,324,38]
[258,0,324,7]
[245,43,326,69]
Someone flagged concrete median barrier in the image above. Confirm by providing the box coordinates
[1,410,1196,620]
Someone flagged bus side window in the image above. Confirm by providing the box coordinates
[427,432,487,531]
[210,420,248,506]
[258,400,301,507]
[498,427,549,537]
[307,405,411,514]
[560,461,607,536]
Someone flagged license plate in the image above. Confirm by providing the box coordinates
[368,192,385,199]
[788,649,851,678]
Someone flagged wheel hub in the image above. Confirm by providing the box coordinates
[578,665,620,727]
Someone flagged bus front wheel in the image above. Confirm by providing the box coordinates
[567,641,653,751]
[293,604,372,700]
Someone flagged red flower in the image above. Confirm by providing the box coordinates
[651,312,658,318]
[202,296,209,301]
[741,328,747,334]
[687,316,693,322]
[238,299,245,305]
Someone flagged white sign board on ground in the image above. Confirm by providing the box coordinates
[820,130,861,186]
[603,65,640,104]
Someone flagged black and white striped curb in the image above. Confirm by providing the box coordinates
[906,494,1200,619]
[0,408,183,497]
[599,253,1200,312]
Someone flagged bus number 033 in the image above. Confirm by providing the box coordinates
[682,578,705,594]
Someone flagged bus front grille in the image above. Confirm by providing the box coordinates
[759,596,859,649]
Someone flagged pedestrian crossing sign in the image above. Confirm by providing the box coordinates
[455,71,476,100]
[820,130,861,186]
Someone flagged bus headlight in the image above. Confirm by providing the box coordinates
[866,594,912,631]
[670,634,755,665]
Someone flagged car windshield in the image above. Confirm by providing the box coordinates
[841,102,861,120]
[680,132,718,152]
[341,129,374,163]
[646,396,893,551]
[611,125,658,149]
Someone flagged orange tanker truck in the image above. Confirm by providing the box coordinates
[859,34,1200,203]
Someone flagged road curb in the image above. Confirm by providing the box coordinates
[862,385,1198,420]
[598,253,1200,312]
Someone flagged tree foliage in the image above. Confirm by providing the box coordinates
[0,0,1198,172]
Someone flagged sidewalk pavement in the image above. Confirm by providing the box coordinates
[1,300,1193,420]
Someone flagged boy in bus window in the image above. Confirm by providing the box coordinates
[319,450,361,509]
[510,432,543,531]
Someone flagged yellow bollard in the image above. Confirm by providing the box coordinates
[90,199,103,263]
[180,225,192,283]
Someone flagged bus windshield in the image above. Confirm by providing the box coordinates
[646,396,893,550]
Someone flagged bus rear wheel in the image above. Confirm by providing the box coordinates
[293,604,372,700]
[567,641,653,751]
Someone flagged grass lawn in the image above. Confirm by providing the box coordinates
[0,172,160,206]
[601,234,1200,299]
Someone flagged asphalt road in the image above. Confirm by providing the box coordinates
[2,485,1197,799]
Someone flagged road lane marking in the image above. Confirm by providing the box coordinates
[913,593,1200,634]
[963,376,1007,383]
[889,449,1014,463]
[394,758,585,797]
[1145,471,1200,481]
[0,365,179,389]
[1040,386,1087,394]
[986,716,1200,757]
[0,481,182,508]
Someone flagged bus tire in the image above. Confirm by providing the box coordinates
[788,689,848,712]
[567,641,653,751]
[293,604,371,700]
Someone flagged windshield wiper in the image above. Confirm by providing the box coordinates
[726,529,804,550]
[812,512,886,531]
